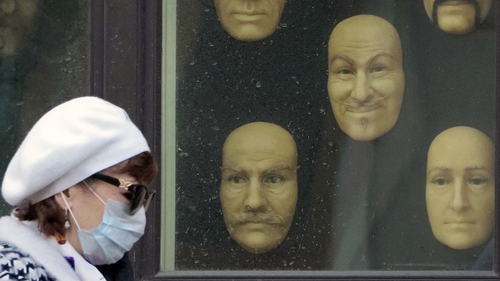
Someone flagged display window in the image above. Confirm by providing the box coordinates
[161,0,498,279]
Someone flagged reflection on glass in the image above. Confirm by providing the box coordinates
[220,122,298,254]
[0,0,40,56]
[426,126,494,251]
[327,15,404,141]
[0,0,88,216]
[422,0,492,34]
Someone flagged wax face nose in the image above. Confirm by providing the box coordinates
[450,180,470,211]
[350,72,372,102]
[243,178,267,210]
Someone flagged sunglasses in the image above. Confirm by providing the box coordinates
[89,173,155,215]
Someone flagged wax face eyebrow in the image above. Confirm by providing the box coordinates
[263,165,296,175]
[427,167,452,176]
[329,52,397,68]
[465,165,491,172]
[221,167,247,177]
[369,52,398,63]
[329,54,355,67]
[427,165,492,176]
[222,165,295,176]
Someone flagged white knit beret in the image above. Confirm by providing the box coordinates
[2,97,150,206]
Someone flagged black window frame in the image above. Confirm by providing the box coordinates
[89,1,162,278]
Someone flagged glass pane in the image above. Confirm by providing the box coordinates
[165,0,496,272]
[0,0,90,215]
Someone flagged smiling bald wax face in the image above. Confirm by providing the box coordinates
[328,15,404,141]
[214,0,286,41]
[423,0,492,34]
[220,122,297,254]
[426,126,495,250]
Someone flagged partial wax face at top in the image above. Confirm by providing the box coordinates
[0,0,41,56]
[328,15,404,141]
[214,0,286,41]
[423,0,492,34]
[220,122,298,254]
[426,126,495,250]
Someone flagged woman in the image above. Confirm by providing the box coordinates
[0,97,157,280]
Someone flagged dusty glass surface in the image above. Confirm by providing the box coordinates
[0,0,89,215]
[170,0,496,272]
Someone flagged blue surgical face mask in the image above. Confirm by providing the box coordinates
[61,182,146,265]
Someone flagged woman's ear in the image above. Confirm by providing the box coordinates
[53,185,77,209]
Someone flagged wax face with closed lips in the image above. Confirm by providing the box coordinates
[426,126,495,250]
[328,15,404,141]
[0,0,41,56]
[423,0,492,34]
[220,122,298,254]
[214,0,286,41]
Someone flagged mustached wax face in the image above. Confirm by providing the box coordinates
[220,122,298,254]
[423,0,492,34]
[328,15,404,141]
[214,0,286,41]
[426,126,495,250]
[0,0,41,56]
